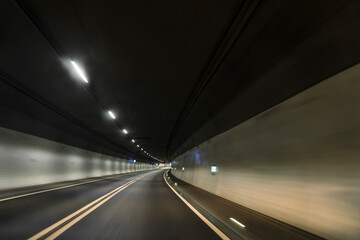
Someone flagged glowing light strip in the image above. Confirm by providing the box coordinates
[71,61,88,83]
[230,217,245,228]
[108,111,116,119]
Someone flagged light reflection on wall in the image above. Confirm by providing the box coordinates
[0,126,155,190]
[194,150,201,165]
[172,63,360,240]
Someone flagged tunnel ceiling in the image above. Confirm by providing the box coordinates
[0,0,359,162]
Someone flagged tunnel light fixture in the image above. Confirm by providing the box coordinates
[108,111,116,119]
[141,148,143,151]
[182,167,185,171]
[137,145,139,147]
[131,139,135,143]
[71,61,88,83]
[230,218,245,228]
[122,129,128,134]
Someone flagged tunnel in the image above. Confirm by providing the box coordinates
[0,0,360,239]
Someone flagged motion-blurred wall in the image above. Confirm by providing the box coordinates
[0,127,154,190]
[172,63,360,240]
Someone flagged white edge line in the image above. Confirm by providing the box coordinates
[163,170,230,240]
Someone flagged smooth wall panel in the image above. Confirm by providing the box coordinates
[172,63,360,240]
[0,127,154,189]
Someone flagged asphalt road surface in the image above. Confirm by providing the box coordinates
[0,169,220,240]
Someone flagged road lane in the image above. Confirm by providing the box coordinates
[0,170,154,239]
[30,173,151,240]
[58,169,221,240]
[0,169,221,239]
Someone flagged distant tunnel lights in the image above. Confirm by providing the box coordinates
[108,111,116,119]
[70,60,148,159]
[70,61,88,83]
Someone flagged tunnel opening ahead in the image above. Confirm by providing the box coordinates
[0,0,360,239]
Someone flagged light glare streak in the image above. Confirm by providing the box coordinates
[108,111,116,119]
[71,61,88,83]
[230,218,245,228]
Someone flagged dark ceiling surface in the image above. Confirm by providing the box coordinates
[0,0,359,162]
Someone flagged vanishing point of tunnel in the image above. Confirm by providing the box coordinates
[0,1,360,240]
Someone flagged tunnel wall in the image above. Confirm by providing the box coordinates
[0,126,155,190]
[172,63,360,240]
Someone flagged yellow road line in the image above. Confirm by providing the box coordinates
[163,170,230,240]
[29,172,150,240]
[0,171,149,203]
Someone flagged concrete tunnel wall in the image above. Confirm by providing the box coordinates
[172,63,360,240]
[0,126,155,190]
